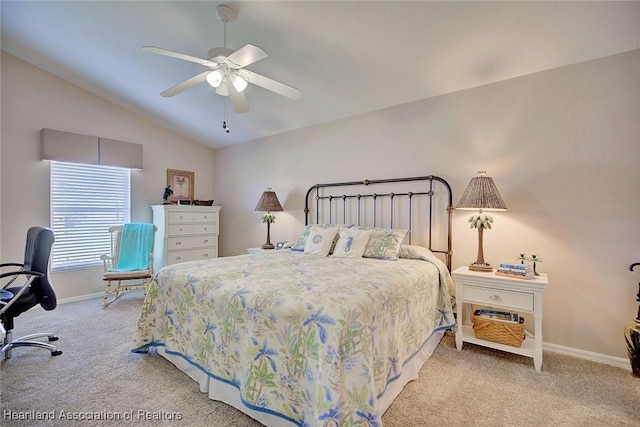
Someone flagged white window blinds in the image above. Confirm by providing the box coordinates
[50,161,131,271]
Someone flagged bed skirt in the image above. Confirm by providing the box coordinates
[157,328,446,426]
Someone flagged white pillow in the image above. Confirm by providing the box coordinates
[303,226,339,256]
[332,227,372,258]
[290,224,350,252]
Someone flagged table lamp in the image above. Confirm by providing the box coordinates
[255,188,283,249]
[456,171,507,272]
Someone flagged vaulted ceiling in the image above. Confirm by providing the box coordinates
[2,1,639,149]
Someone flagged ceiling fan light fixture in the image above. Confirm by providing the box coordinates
[215,81,229,97]
[145,3,301,111]
[230,73,248,92]
[206,70,223,88]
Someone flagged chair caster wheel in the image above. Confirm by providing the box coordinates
[48,336,59,342]
[51,350,62,356]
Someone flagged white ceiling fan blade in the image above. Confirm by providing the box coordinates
[241,70,301,100]
[142,46,217,68]
[160,71,210,97]
[228,83,250,114]
[225,44,267,68]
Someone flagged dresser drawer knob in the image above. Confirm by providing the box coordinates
[203,254,209,257]
[175,256,182,261]
[203,239,209,243]
[489,295,502,302]
[175,242,181,246]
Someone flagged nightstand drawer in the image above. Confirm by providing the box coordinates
[462,285,534,311]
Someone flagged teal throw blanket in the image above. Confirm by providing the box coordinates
[113,223,154,271]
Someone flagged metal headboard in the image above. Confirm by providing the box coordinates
[304,175,453,270]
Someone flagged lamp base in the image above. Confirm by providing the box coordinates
[261,243,275,250]
[468,262,493,272]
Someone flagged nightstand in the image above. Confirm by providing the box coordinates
[247,247,287,255]
[451,266,548,371]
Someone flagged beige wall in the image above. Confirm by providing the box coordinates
[213,50,640,359]
[0,52,216,300]
[2,47,639,360]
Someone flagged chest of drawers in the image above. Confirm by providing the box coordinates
[152,205,221,272]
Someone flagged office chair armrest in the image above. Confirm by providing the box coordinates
[0,262,25,269]
[0,263,26,288]
[1,268,42,289]
[1,270,44,281]
[0,271,43,313]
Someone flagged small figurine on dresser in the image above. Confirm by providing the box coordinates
[162,185,173,204]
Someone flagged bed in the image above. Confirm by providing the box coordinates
[132,175,456,426]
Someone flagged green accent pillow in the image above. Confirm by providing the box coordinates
[362,228,408,260]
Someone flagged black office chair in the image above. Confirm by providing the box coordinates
[0,226,61,359]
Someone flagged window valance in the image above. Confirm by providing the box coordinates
[40,128,143,169]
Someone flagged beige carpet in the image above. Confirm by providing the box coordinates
[1,291,639,426]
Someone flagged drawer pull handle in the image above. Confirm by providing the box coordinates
[203,240,209,243]
[489,295,502,301]
[203,254,209,257]
[175,242,181,246]
[175,256,182,261]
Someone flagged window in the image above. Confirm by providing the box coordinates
[50,161,130,271]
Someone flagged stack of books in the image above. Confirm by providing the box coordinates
[495,263,534,279]
[474,309,522,324]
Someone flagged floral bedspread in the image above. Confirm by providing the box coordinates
[132,248,455,426]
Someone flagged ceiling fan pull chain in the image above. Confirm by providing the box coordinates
[222,98,230,133]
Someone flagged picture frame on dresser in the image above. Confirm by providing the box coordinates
[166,169,194,203]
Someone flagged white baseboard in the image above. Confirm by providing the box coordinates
[58,292,104,305]
[543,341,630,371]
[57,289,145,306]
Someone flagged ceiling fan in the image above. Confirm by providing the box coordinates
[142,4,301,114]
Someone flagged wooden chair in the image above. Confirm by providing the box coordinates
[101,224,157,307]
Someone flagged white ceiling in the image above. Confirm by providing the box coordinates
[2,1,639,149]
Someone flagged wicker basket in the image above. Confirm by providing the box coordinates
[473,314,525,347]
